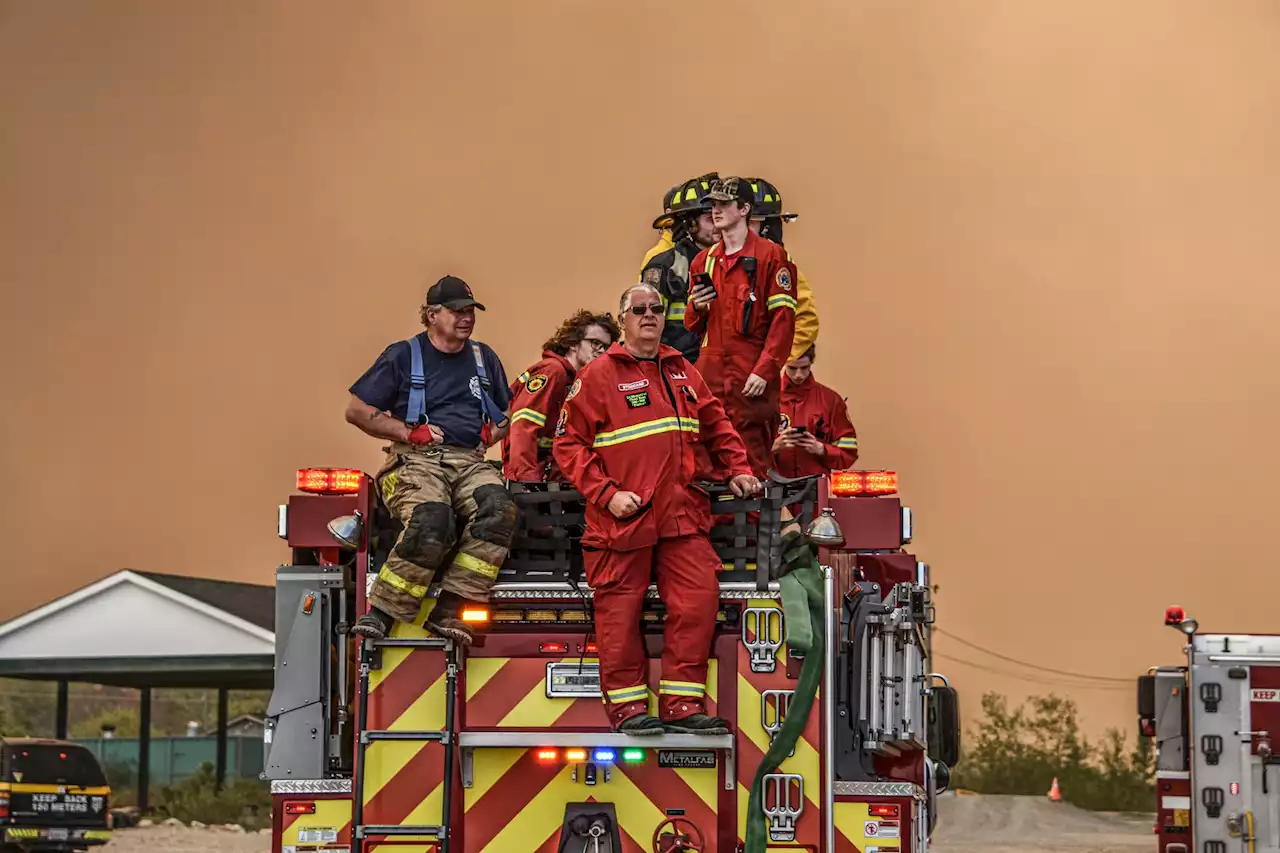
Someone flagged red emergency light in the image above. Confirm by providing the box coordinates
[540,643,569,654]
[283,801,316,815]
[297,468,363,495]
[830,470,898,497]
[869,804,900,818]
[1164,606,1186,626]
[579,643,599,654]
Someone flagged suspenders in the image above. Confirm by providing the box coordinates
[405,337,508,427]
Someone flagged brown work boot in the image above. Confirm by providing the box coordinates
[424,592,478,646]
[350,607,392,640]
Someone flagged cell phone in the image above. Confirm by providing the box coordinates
[792,425,807,434]
[693,271,716,297]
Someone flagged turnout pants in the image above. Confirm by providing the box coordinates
[585,534,721,727]
[370,444,517,623]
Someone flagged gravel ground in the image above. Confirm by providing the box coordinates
[104,795,1156,853]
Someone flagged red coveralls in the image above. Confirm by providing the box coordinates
[501,351,575,482]
[552,343,752,727]
[685,231,798,478]
[775,374,860,478]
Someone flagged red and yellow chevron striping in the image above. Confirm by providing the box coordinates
[278,797,353,850]
[833,800,905,851]
[736,598,824,847]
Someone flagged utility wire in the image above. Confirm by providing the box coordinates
[934,627,1134,684]
[933,651,1132,692]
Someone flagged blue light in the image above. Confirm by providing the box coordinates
[593,749,616,762]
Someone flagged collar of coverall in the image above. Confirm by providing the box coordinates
[543,349,576,375]
[707,226,763,259]
[783,372,816,396]
[609,341,682,364]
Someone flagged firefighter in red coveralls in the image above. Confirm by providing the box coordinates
[685,176,798,477]
[774,345,860,478]
[502,310,619,482]
[553,282,761,735]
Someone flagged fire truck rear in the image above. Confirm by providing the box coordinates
[1140,606,1280,853]
[264,467,960,853]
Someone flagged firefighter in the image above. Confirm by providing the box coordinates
[641,173,718,271]
[552,282,761,735]
[502,309,620,482]
[640,173,720,363]
[344,275,518,645]
[746,177,819,364]
[773,344,860,478]
[684,176,798,478]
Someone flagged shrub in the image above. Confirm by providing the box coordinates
[951,691,1154,812]
[155,762,271,829]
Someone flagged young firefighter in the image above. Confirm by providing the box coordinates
[747,177,819,364]
[773,345,860,478]
[640,174,720,363]
[552,282,761,735]
[640,172,717,271]
[502,310,619,482]
[684,176,798,477]
[344,275,517,645]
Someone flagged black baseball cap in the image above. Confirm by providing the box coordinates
[707,176,754,206]
[426,275,485,311]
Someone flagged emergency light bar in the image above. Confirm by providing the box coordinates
[534,748,643,763]
[296,467,362,494]
[830,470,898,497]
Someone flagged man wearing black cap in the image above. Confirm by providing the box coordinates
[344,275,517,644]
[684,177,798,477]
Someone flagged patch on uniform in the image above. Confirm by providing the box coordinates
[618,379,649,392]
[779,413,791,431]
[526,374,548,393]
[566,378,582,400]
[642,266,662,286]
[555,406,569,436]
[776,267,792,291]
[625,391,650,408]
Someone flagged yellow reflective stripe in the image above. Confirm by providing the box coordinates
[513,408,547,426]
[835,437,859,449]
[592,417,699,448]
[705,255,716,279]
[83,831,113,840]
[378,565,428,599]
[6,830,40,839]
[537,437,554,448]
[659,679,705,697]
[767,294,798,311]
[607,685,649,702]
[666,301,686,321]
[452,552,500,580]
[517,370,530,384]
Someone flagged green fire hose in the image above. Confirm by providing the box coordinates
[744,529,826,853]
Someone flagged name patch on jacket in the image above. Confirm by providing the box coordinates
[625,391,650,408]
[618,379,649,392]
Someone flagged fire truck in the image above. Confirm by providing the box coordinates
[263,465,960,853]
[1140,606,1280,853]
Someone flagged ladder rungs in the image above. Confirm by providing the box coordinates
[370,637,450,649]
[361,730,447,744]
[357,825,444,839]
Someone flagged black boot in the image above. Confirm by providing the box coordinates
[663,713,731,735]
[616,714,666,736]
[350,607,392,640]
[424,591,477,646]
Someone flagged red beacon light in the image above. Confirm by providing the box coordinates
[829,470,898,497]
[1164,605,1198,636]
[297,468,363,495]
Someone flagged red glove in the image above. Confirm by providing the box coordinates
[408,424,442,446]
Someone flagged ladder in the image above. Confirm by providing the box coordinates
[350,636,457,853]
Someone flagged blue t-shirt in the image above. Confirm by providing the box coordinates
[349,333,512,448]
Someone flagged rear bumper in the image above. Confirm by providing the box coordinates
[3,827,112,847]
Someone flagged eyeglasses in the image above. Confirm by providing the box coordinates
[627,303,665,316]
[584,338,611,352]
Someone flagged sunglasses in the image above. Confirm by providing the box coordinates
[627,303,665,316]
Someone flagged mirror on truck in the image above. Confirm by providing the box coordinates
[927,685,961,769]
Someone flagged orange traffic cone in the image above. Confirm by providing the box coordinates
[1048,777,1062,802]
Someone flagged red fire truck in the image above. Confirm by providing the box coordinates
[264,466,959,853]
[1140,606,1280,853]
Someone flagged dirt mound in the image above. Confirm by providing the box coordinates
[933,794,1154,852]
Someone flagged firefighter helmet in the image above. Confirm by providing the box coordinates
[747,177,798,222]
[652,172,719,229]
